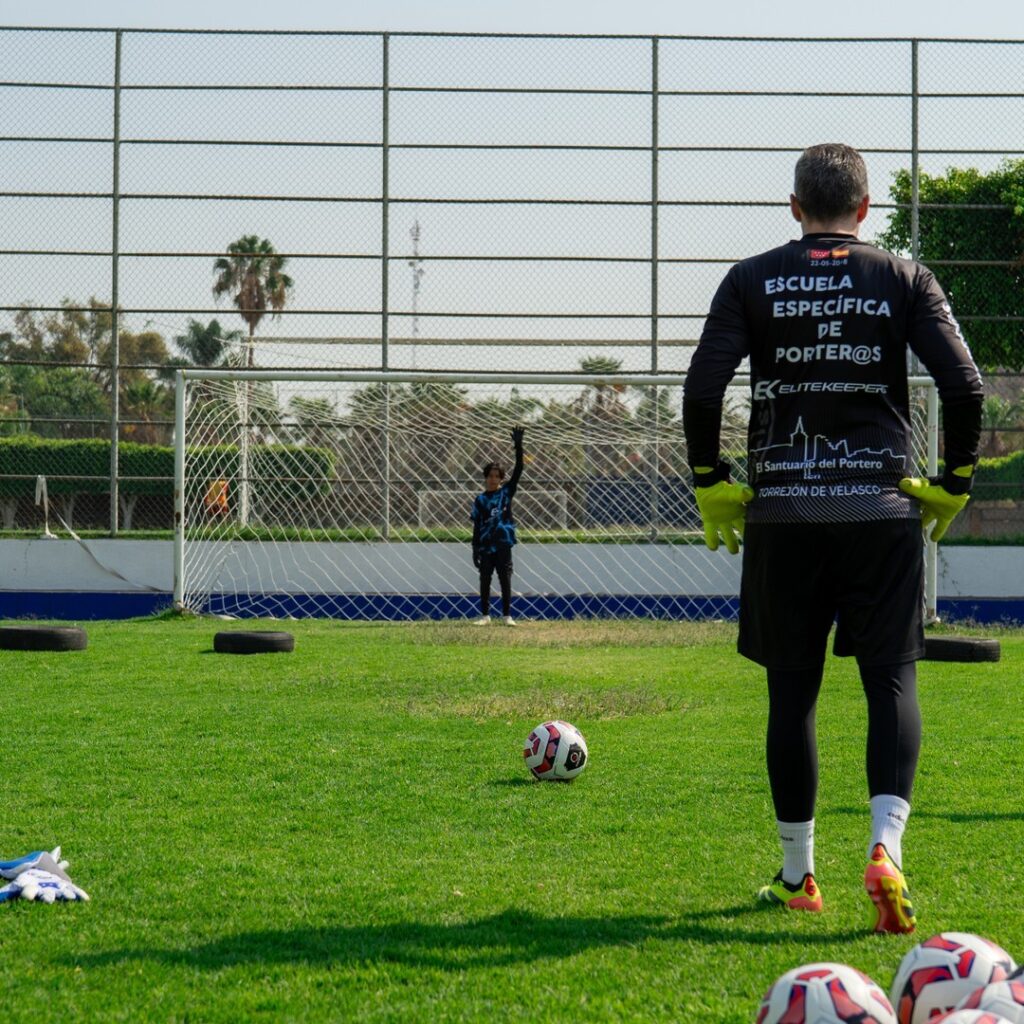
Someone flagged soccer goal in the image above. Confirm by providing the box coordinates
[173,369,938,620]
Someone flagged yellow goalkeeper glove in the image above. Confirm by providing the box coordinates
[898,465,974,542]
[693,464,754,555]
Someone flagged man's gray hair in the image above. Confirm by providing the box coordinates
[793,143,868,221]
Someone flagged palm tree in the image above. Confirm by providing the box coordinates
[121,378,172,445]
[212,236,294,366]
[211,236,293,525]
[174,318,242,368]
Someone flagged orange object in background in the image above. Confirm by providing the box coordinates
[203,478,229,517]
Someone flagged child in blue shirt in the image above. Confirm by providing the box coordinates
[470,426,525,625]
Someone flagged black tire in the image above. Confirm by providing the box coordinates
[0,626,88,651]
[213,630,295,655]
[923,635,1001,663]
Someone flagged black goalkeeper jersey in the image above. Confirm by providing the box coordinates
[471,449,523,554]
[684,233,983,524]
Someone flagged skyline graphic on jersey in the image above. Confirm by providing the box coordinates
[751,416,907,481]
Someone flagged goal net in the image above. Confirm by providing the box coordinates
[173,369,936,620]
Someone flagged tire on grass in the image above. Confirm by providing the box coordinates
[923,635,1001,663]
[0,625,88,651]
[213,630,295,655]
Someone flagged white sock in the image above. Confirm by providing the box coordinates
[869,794,910,868]
[777,819,815,885]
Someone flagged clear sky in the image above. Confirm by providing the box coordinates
[3,0,1021,381]
[4,0,1023,39]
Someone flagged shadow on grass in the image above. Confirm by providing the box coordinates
[832,805,1024,823]
[67,907,866,971]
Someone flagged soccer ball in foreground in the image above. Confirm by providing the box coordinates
[953,978,1024,1022]
[889,933,1017,1024]
[523,720,588,781]
[935,1012,1015,1024]
[756,962,896,1024]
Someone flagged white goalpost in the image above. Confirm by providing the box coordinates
[172,369,938,621]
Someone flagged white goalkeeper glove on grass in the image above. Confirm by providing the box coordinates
[0,868,89,904]
[0,846,72,882]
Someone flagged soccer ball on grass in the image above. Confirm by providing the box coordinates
[756,961,896,1024]
[523,720,588,781]
[889,932,1016,1024]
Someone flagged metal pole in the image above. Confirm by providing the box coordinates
[381,32,392,539]
[926,381,940,622]
[381,32,391,374]
[650,35,659,374]
[173,370,186,609]
[910,40,920,264]
[649,36,661,538]
[910,40,939,620]
[109,29,122,536]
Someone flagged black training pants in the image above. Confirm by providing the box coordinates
[479,548,513,617]
[766,660,921,822]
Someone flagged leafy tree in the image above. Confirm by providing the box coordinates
[3,364,109,439]
[212,236,294,366]
[98,329,170,394]
[0,370,30,437]
[2,299,112,369]
[289,395,337,449]
[877,160,1024,370]
[980,395,1024,457]
[0,300,175,442]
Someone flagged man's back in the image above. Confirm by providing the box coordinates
[685,233,981,523]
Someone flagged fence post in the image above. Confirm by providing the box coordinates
[910,39,920,264]
[381,32,392,540]
[109,28,123,536]
[649,36,661,538]
[173,370,186,609]
[910,40,939,621]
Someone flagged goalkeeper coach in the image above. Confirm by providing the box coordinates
[682,143,983,932]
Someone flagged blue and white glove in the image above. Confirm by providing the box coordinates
[0,868,89,903]
[0,846,72,882]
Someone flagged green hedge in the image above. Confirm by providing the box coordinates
[0,437,335,500]
[933,450,1024,501]
[0,437,111,496]
[188,444,335,499]
[972,450,1024,501]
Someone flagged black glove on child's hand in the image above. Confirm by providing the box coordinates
[511,426,525,449]
[472,550,481,569]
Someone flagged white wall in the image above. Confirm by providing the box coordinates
[0,538,1019,600]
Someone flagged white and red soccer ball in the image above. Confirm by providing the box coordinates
[948,977,1024,1022]
[889,933,1017,1024]
[523,720,588,781]
[934,1012,1016,1024]
[756,962,896,1024]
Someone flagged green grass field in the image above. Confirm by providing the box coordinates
[1,617,1021,1022]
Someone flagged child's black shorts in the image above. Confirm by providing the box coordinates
[738,518,925,669]
[479,547,513,576]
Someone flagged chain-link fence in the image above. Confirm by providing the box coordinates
[1,29,1022,536]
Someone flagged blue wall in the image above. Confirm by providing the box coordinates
[2,590,1021,624]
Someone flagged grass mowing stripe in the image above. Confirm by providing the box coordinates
[0,619,1020,1022]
